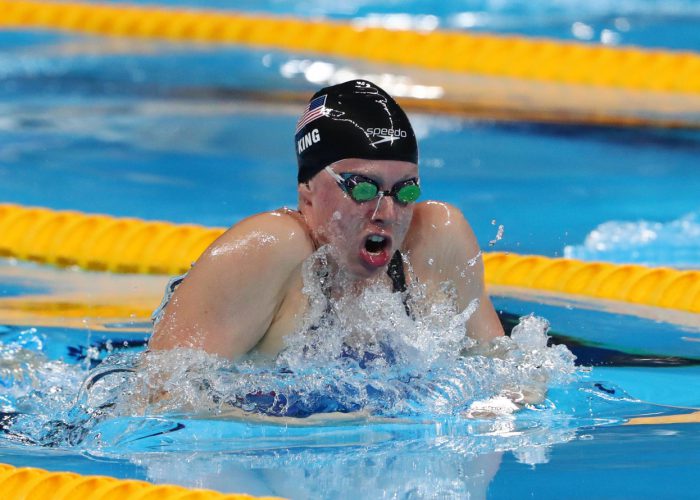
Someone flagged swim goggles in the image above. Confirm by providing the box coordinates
[324,166,421,205]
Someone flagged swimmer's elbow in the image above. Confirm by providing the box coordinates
[149,298,270,360]
[148,318,197,353]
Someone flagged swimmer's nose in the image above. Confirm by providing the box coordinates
[370,192,397,222]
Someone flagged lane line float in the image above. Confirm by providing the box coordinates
[2,203,698,313]
[0,462,282,500]
[1,0,699,94]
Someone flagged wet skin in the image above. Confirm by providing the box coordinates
[298,159,418,279]
[149,158,504,360]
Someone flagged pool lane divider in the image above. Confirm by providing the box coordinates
[0,203,224,275]
[0,462,283,500]
[1,203,699,314]
[1,0,699,95]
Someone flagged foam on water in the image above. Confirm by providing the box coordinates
[564,211,700,268]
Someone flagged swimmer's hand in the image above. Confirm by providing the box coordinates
[462,396,521,419]
[500,385,547,406]
[460,338,549,415]
[462,386,546,420]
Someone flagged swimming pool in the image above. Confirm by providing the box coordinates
[1,1,699,498]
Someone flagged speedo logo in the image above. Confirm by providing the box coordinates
[366,127,407,146]
[297,128,321,154]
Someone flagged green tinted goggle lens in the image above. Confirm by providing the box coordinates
[350,181,378,201]
[344,175,421,205]
[395,183,421,204]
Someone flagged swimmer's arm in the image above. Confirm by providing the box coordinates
[149,211,311,359]
[407,202,504,343]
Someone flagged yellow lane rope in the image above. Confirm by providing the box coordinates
[0,203,225,275]
[1,203,699,313]
[482,252,700,313]
[1,0,699,94]
[0,463,282,500]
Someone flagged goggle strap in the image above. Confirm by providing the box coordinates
[324,165,345,185]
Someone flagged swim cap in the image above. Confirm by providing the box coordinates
[295,79,418,183]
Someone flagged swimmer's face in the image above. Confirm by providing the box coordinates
[299,158,419,280]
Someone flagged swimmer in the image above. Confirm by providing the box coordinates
[149,79,504,360]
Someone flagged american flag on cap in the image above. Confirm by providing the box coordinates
[295,95,327,134]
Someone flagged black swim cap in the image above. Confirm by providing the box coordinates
[295,79,418,184]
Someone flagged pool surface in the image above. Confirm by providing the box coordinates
[1,1,700,498]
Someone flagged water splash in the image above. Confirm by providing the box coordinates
[488,219,505,247]
[1,248,580,450]
[564,211,700,268]
[82,249,578,426]
[0,327,88,446]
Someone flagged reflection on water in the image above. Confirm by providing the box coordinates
[129,432,505,498]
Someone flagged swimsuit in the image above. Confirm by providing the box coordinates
[151,271,187,326]
[387,249,407,293]
[388,249,412,317]
[151,250,411,418]
[240,250,410,417]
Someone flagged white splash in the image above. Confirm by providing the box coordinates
[103,249,577,420]
[0,247,578,452]
[489,220,505,247]
[564,211,700,268]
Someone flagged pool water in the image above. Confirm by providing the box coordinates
[0,264,697,498]
[1,0,700,498]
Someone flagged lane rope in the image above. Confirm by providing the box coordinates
[0,462,282,500]
[1,203,698,313]
[0,203,225,275]
[1,0,699,94]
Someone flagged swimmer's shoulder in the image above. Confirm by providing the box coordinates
[150,209,314,358]
[406,201,479,256]
[202,208,314,269]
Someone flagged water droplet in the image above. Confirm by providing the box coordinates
[488,224,504,247]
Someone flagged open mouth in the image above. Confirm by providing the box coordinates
[359,233,393,269]
[364,234,390,255]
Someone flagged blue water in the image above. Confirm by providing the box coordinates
[1,0,700,498]
[0,287,697,498]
